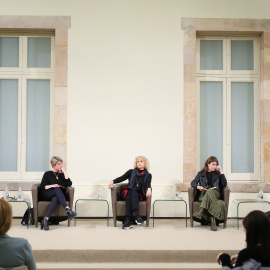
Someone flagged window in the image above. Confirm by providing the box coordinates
[196,36,260,181]
[0,33,54,180]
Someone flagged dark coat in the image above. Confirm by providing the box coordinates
[191,171,227,199]
[113,169,152,196]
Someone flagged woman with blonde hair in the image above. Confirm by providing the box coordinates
[108,156,152,229]
[0,199,37,269]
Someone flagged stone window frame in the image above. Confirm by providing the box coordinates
[182,18,270,192]
[0,16,70,190]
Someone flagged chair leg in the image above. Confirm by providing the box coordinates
[35,221,38,228]
[223,219,227,228]
[68,218,71,227]
[146,218,149,227]
[190,216,194,227]
[113,218,117,227]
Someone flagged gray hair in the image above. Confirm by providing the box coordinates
[50,156,63,166]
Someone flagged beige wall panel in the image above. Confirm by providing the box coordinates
[2,0,270,216]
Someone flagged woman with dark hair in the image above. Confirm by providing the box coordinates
[217,210,270,268]
[191,156,227,231]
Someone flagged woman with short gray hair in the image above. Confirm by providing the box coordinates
[40,156,77,231]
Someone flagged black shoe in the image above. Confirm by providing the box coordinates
[122,218,132,230]
[135,214,144,225]
[210,217,217,231]
[65,208,77,220]
[41,217,49,231]
[193,208,204,220]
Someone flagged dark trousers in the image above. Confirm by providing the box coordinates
[42,188,68,218]
[125,189,143,217]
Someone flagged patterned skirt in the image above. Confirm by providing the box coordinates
[198,188,226,222]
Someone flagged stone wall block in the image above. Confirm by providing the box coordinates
[184,47,196,65]
[183,30,196,47]
[184,82,196,102]
[55,47,68,68]
[55,87,68,106]
[184,64,196,83]
[183,163,196,183]
[54,125,67,144]
[55,67,67,87]
[184,120,196,141]
[183,141,196,163]
[264,143,270,162]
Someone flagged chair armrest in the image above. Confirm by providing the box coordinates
[188,187,197,215]
[31,183,40,206]
[146,192,152,217]
[188,187,197,202]
[66,187,75,210]
[111,184,124,205]
[223,186,230,208]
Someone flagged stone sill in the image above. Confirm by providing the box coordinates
[177,182,270,193]
[0,181,40,191]
[1,181,270,193]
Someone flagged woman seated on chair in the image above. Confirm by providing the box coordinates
[40,156,77,231]
[108,156,152,230]
[217,210,270,268]
[0,199,37,270]
[191,156,227,231]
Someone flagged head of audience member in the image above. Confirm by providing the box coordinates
[243,210,270,259]
[0,198,12,236]
[133,156,150,171]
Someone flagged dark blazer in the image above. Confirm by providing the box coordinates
[191,171,227,198]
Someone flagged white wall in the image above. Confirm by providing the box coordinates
[1,0,270,217]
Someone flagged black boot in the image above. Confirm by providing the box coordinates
[193,207,204,220]
[41,217,49,231]
[210,216,217,231]
[65,208,77,220]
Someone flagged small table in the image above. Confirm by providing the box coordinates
[8,199,31,229]
[231,199,270,229]
[153,199,187,227]
[74,199,109,227]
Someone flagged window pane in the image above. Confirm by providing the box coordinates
[231,40,254,70]
[0,37,19,67]
[200,40,223,70]
[200,81,223,168]
[0,80,18,171]
[27,37,51,68]
[26,80,50,171]
[231,82,254,173]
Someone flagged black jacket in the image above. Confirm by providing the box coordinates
[113,169,152,196]
[191,171,227,198]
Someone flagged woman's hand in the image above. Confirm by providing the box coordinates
[230,254,238,265]
[108,181,114,189]
[217,166,224,174]
[45,184,60,189]
[61,167,69,179]
[146,188,152,197]
[197,186,207,191]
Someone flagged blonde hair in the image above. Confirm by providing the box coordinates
[50,156,63,166]
[133,156,150,170]
[0,199,13,236]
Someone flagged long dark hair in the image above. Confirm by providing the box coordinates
[243,210,270,259]
[200,156,219,172]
